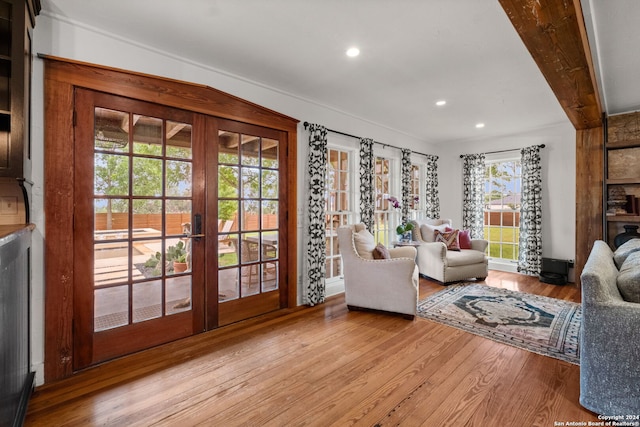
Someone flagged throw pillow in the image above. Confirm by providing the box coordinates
[434,229,460,251]
[445,227,473,250]
[617,250,640,302]
[613,238,640,269]
[353,228,376,260]
[420,223,449,242]
[372,242,391,260]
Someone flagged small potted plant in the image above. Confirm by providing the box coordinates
[396,222,415,242]
[143,241,188,275]
[168,241,188,273]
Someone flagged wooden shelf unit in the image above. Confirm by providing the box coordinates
[604,112,640,247]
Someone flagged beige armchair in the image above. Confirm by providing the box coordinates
[337,224,419,319]
[409,219,488,284]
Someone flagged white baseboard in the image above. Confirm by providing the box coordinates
[488,260,519,273]
[325,279,345,298]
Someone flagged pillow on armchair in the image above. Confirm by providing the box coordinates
[434,229,460,251]
[353,228,376,260]
[419,223,449,242]
[445,227,473,249]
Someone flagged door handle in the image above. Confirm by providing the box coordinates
[191,214,204,240]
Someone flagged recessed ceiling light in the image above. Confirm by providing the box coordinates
[436,100,446,106]
[475,123,485,129]
[346,47,360,57]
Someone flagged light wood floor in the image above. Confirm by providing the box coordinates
[25,272,599,426]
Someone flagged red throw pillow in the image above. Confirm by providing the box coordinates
[445,227,472,250]
[434,229,460,251]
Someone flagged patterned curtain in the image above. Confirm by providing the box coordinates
[518,145,543,276]
[424,154,440,219]
[359,138,375,230]
[400,149,412,223]
[303,124,327,306]
[461,154,486,239]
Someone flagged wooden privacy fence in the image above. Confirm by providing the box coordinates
[96,213,278,234]
[484,211,520,227]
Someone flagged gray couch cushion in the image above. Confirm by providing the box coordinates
[617,250,640,303]
[613,238,640,269]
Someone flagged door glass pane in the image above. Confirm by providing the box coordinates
[93,108,193,332]
[94,108,129,153]
[262,201,278,230]
[241,134,260,166]
[133,280,162,323]
[133,115,162,156]
[94,285,128,332]
[242,167,260,198]
[167,276,192,313]
[166,160,192,197]
[135,238,162,279]
[219,132,239,164]
[166,121,192,159]
[262,170,278,199]
[95,153,129,196]
[241,200,260,231]
[132,157,163,196]
[262,138,278,168]
[219,268,239,302]
[219,166,239,198]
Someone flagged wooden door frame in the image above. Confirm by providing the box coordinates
[43,56,298,382]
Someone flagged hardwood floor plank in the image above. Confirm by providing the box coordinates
[26,272,601,426]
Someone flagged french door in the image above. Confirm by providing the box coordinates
[73,90,288,369]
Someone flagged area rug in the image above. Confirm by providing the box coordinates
[417,284,581,365]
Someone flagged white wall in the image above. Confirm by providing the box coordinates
[29,12,577,386]
[435,122,577,272]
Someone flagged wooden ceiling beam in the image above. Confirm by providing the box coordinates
[498,0,602,129]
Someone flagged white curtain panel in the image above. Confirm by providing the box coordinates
[461,153,486,239]
[424,154,440,219]
[358,138,375,231]
[303,123,327,305]
[518,145,543,276]
[401,149,412,223]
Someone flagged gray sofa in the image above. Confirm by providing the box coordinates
[579,240,640,415]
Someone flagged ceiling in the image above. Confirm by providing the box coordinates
[39,0,639,145]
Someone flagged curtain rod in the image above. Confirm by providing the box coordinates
[303,122,436,159]
[459,144,545,158]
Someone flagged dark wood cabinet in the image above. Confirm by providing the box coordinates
[0,0,39,179]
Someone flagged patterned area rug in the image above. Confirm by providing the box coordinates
[417,284,581,364]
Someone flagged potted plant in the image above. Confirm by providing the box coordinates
[168,241,188,273]
[396,222,415,242]
[144,241,188,275]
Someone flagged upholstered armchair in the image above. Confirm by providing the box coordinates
[408,218,488,284]
[337,224,419,318]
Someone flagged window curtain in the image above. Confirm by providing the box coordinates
[424,154,440,219]
[518,145,543,276]
[359,138,375,230]
[400,149,412,223]
[461,153,485,238]
[303,124,327,306]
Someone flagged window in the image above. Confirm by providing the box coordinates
[325,148,353,280]
[373,156,397,244]
[484,158,521,261]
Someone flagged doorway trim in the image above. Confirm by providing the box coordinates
[43,56,298,382]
